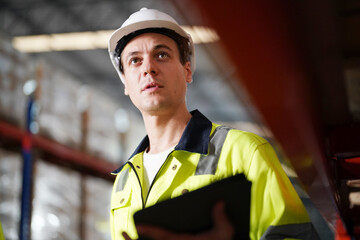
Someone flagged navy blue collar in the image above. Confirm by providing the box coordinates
[130,109,212,158]
[112,110,212,174]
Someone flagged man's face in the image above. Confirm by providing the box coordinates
[121,33,192,115]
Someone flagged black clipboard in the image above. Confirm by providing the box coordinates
[133,174,251,240]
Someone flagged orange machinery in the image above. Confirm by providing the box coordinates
[192,0,360,238]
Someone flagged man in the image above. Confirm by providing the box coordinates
[108,8,318,240]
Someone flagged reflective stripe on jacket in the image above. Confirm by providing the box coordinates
[110,110,319,240]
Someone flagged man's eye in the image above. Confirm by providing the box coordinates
[130,58,141,64]
[157,52,169,59]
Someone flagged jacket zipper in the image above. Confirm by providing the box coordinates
[144,150,174,205]
[127,161,145,209]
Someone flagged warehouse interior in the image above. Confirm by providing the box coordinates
[0,0,359,239]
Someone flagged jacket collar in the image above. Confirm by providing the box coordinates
[112,110,212,174]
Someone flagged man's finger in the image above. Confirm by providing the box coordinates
[212,202,235,239]
[122,231,133,240]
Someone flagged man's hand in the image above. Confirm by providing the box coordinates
[122,202,235,240]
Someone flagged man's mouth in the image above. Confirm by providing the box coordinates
[142,82,163,91]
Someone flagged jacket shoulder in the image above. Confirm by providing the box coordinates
[225,126,268,146]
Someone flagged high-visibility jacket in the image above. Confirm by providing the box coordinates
[110,110,318,240]
[0,221,4,240]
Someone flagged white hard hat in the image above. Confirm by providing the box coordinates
[108,8,196,83]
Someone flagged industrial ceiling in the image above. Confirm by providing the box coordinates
[0,0,255,123]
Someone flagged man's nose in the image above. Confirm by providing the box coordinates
[142,57,157,76]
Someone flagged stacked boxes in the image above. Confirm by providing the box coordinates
[0,34,145,239]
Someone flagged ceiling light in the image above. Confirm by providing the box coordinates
[182,26,220,44]
[12,26,219,53]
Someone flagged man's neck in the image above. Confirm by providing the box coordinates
[142,107,191,154]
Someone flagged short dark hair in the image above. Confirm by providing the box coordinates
[114,28,192,74]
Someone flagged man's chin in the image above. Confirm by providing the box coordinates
[140,104,174,115]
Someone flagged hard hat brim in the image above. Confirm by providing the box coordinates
[108,20,189,53]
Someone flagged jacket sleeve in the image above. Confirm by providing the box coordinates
[0,221,5,240]
[225,131,319,240]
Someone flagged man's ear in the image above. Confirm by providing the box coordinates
[122,73,129,95]
[124,85,129,95]
[184,62,193,83]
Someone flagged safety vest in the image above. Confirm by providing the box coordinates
[110,110,318,240]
